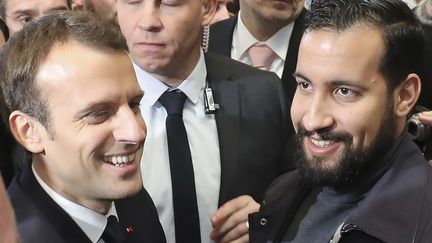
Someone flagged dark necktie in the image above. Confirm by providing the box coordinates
[158,90,201,243]
[100,215,126,243]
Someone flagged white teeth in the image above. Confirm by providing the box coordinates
[104,152,136,166]
[311,138,334,148]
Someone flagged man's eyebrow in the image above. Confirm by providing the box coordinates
[294,72,368,91]
[10,9,35,17]
[132,90,145,100]
[73,101,115,120]
[293,72,311,83]
[46,6,70,12]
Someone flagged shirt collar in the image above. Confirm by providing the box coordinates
[233,11,295,61]
[32,165,118,243]
[133,50,207,107]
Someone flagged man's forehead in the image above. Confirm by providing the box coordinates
[6,0,68,14]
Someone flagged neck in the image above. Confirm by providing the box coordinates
[151,47,201,88]
[240,13,285,41]
[33,158,112,215]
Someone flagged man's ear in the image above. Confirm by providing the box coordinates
[394,73,421,118]
[202,0,218,26]
[71,0,85,11]
[9,111,45,153]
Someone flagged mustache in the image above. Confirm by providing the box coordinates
[296,125,353,143]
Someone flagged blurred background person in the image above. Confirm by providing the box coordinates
[211,0,234,24]
[0,0,70,34]
[209,0,306,102]
[0,176,19,243]
[71,0,116,20]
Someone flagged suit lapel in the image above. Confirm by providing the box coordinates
[18,165,92,243]
[209,16,237,57]
[205,54,242,205]
[116,188,166,243]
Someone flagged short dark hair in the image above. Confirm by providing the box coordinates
[0,10,128,128]
[306,0,425,91]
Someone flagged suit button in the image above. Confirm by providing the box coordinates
[260,218,268,226]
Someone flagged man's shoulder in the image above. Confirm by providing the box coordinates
[343,137,432,242]
[210,15,237,34]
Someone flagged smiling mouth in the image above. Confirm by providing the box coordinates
[103,152,136,167]
[310,138,336,148]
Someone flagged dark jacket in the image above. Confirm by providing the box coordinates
[8,164,167,243]
[204,53,296,205]
[249,132,432,243]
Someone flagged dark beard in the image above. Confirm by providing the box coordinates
[295,103,397,188]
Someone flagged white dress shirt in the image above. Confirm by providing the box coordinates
[231,11,295,78]
[32,165,118,243]
[133,50,221,243]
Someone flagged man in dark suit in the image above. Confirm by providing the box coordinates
[0,11,165,243]
[208,0,306,102]
[116,0,294,242]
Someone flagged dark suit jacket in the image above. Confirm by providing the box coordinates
[204,53,295,205]
[7,164,166,243]
[419,23,432,109]
[208,9,307,102]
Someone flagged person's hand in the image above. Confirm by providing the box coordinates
[418,111,432,125]
[210,195,260,243]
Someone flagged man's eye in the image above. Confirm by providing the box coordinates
[18,16,33,24]
[161,0,180,6]
[85,110,110,124]
[298,82,312,91]
[129,101,141,113]
[335,87,355,97]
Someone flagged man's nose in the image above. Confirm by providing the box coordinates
[302,95,335,132]
[113,107,147,146]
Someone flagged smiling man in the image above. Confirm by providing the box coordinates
[248,0,432,242]
[1,11,165,243]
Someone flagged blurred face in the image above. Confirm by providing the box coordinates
[211,0,232,24]
[291,26,398,187]
[84,0,117,20]
[34,42,146,212]
[4,0,69,34]
[117,0,215,83]
[0,179,19,243]
[240,0,303,29]
[0,30,5,47]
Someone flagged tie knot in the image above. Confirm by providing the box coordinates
[101,215,125,243]
[247,43,276,70]
[158,90,187,116]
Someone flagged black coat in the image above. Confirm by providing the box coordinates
[249,132,432,243]
[8,164,166,243]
